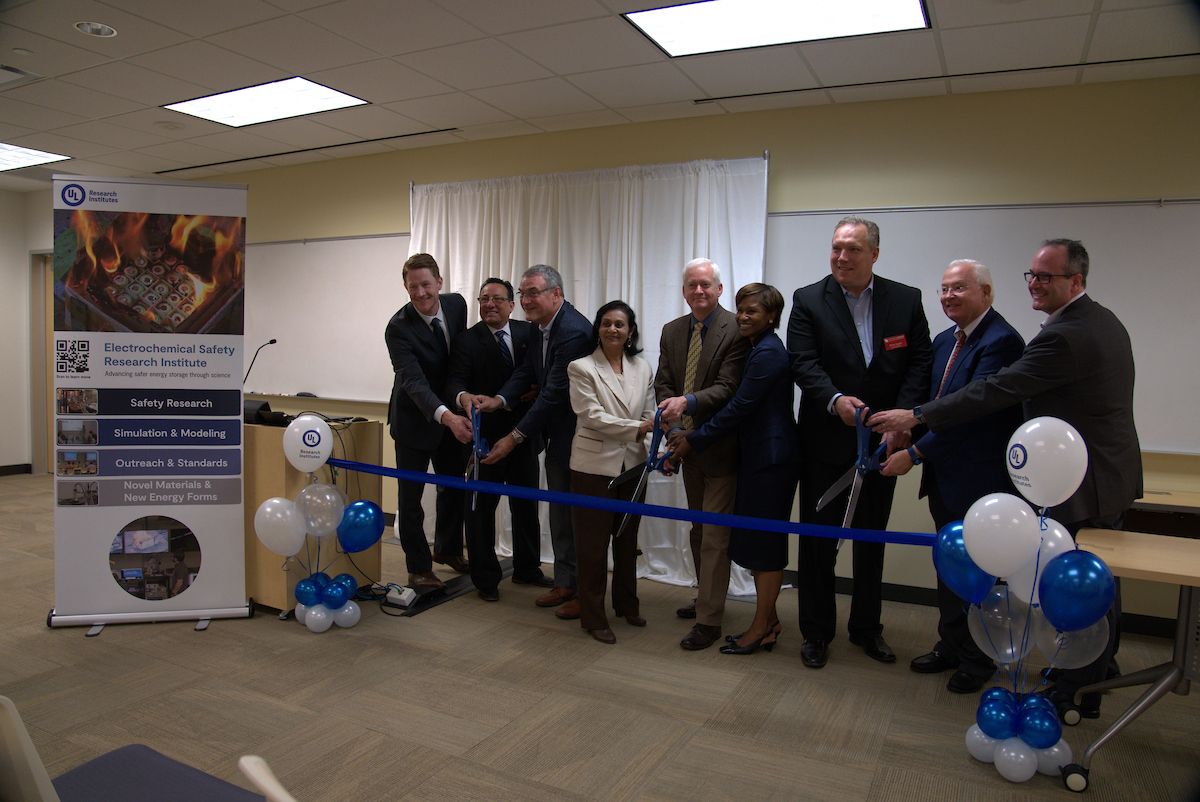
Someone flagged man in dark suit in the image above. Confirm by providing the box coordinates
[478,264,592,619]
[447,278,552,601]
[878,259,1024,693]
[787,216,932,669]
[384,253,473,589]
[870,239,1141,719]
[655,258,748,650]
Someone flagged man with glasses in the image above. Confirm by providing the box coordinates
[877,259,1024,693]
[448,278,553,601]
[870,239,1142,720]
[476,265,592,619]
[385,253,473,590]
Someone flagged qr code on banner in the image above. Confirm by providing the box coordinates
[56,339,90,374]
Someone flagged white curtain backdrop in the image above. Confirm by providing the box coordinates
[410,156,768,594]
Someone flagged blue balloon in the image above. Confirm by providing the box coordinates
[294,578,319,607]
[337,500,386,554]
[1018,706,1062,749]
[333,572,358,597]
[1018,693,1057,715]
[311,572,332,589]
[976,699,1018,740]
[320,580,350,610]
[1038,549,1116,632]
[980,687,1016,707]
[932,520,995,604]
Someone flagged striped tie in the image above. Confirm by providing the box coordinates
[935,330,966,399]
[681,321,702,429]
[495,329,513,368]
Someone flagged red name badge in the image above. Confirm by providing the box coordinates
[883,335,908,351]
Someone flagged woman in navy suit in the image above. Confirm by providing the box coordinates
[669,283,797,655]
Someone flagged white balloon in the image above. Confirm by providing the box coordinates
[1036,739,1074,776]
[993,737,1038,783]
[1008,518,1073,605]
[253,497,307,557]
[1006,417,1088,509]
[968,585,1034,665]
[304,604,333,633]
[293,602,309,624]
[296,482,345,537]
[963,493,1041,578]
[333,600,361,628]
[283,414,334,473]
[965,724,999,763]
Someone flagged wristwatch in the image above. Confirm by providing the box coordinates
[906,446,923,465]
[510,429,526,445]
[912,405,926,424]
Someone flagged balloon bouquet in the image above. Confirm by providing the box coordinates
[933,417,1116,784]
[252,414,387,633]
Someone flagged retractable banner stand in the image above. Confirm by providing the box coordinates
[49,175,250,627]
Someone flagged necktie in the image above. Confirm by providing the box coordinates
[430,317,448,356]
[495,329,513,368]
[681,321,702,429]
[935,330,966,399]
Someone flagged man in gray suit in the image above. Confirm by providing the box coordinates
[656,258,749,650]
[870,238,1142,720]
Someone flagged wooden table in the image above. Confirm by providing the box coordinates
[1062,529,1200,792]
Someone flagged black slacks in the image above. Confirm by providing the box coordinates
[395,434,467,574]
[465,442,543,593]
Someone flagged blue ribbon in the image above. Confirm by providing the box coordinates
[327,457,936,548]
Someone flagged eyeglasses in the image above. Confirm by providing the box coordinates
[939,283,976,296]
[1024,271,1074,285]
[477,294,512,305]
[517,287,553,299]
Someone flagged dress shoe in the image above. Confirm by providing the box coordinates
[849,633,896,663]
[477,588,499,602]
[408,571,444,590]
[621,614,647,627]
[554,599,581,620]
[800,639,829,668]
[433,553,470,573]
[947,670,988,694]
[676,599,697,619]
[679,623,721,650]
[588,627,616,644]
[910,649,959,674]
[512,573,555,588]
[534,586,576,608]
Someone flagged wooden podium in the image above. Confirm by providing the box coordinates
[243,420,383,612]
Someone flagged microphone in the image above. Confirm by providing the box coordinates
[243,338,277,386]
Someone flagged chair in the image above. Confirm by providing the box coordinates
[238,755,300,802]
[0,694,264,802]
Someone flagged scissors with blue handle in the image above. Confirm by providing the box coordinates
[815,407,887,547]
[607,408,671,538]
[464,409,490,511]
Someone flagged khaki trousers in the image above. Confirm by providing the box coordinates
[681,462,736,627]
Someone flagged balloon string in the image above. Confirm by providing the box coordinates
[975,603,1016,689]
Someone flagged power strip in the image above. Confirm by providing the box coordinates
[384,586,416,608]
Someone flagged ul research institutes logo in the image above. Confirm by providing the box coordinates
[61,183,86,207]
[1008,443,1028,470]
[302,429,322,448]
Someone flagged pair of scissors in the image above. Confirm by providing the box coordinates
[607,408,672,538]
[815,407,887,549]
[464,409,490,511]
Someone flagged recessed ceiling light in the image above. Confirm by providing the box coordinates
[163,77,368,128]
[74,21,118,38]
[625,0,928,57]
[0,142,69,172]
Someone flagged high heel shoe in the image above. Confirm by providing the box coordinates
[761,622,783,652]
[720,630,771,655]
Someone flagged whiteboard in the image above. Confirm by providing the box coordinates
[763,202,1200,454]
[243,234,409,402]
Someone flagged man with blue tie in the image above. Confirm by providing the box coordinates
[878,259,1024,693]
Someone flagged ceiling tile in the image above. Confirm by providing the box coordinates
[0,121,34,139]
[8,130,117,158]
[384,92,512,128]
[501,17,662,74]
[929,0,1095,29]
[308,59,452,103]
[395,38,551,90]
[183,129,295,157]
[241,118,355,148]
[568,62,701,107]
[98,0,284,37]
[1082,53,1200,82]
[51,120,172,149]
[40,158,133,178]
[90,149,190,172]
[128,41,288,93]
[716,91,830,114]
[311,105,427,139]
[1088,5,1200,62]
[0,0,189,59]
[1100,0,1191,9]
[470,77,604,118]
[136,140,247,166]
[386,130,464,150]
[527,109,630,132]
[941,17,1092,74]
[0,22,109,77]
[300,0,483,55]
[0,95,91,129]
[677,47,818,98]
[314,140,395,159]
[59,62,211,105]
[208,14,379,73]
[103,108,231,138]
[454,120,543,140]
[829,78,947,104]
[435,0,608,35]
[4,79,143,118]
[951,66,1082,94]
[803,30,943,87]
[616,99,727,122]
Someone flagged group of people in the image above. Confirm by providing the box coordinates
[385,215,1141,721]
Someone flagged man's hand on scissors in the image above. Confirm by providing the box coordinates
[442,413,472,444]
[481,433,514,464]
[834,394,867,427]
[657,396,688,424]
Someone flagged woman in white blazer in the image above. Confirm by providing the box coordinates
[567,300,657,644]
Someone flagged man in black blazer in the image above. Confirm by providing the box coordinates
[384,253,473,589]
[870,239,1141,719]
[447,278,552,601]
[879,259,1024,693]
[788,216,932,669]
[478,264,593,619]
